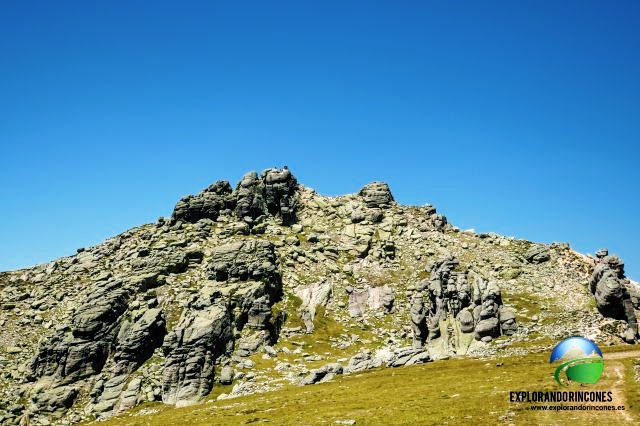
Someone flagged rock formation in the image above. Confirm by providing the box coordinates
[358,182,394,208]
[171,181,234,224]
[173,167,297,230]
[589,250,639,343]
[410,255,517,356]
[0,167,636,425]
[161,292,232,406]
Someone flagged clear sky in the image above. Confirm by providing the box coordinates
[1,1,639,279]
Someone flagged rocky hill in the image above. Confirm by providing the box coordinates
[0,167,638,425]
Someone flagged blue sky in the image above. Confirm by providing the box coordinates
[1,1,639,279]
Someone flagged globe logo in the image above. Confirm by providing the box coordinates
[550,336,604,386]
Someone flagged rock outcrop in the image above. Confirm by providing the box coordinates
[28,279,129,390]
[358,182,394,208]
[525,245,551,264]
[235,168,298,227]
[1,167,636,425]
[172,167,297,229]
[161,292,232,407]
[589,252,639,343]
[347,285,395,317]
[263,168,298,225]
[208,239,278,284]
[295,281,332,332]
[300,363,344,385]
[410,294,428,348]
[410,255,516,355]
[171,181,234,224]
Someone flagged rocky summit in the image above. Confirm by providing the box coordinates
[0,167,638,425]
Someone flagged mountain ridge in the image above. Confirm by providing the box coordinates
[0,167,638,425]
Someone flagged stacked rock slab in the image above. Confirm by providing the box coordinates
[171,181,234,224]
[589,251,639,343]
[91,308,167,414]
[525,245,551,264]
[171,167,298,228]
[208,239,279,285]
[336,182,397,260]
[358,182,394,208]
[28,279,128,378]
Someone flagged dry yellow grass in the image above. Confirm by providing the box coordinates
[96,346,639,425]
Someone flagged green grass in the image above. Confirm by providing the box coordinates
[276,305,379,363]
[95,348,638,425]
[272,293,304,329]
[502,291,543,322]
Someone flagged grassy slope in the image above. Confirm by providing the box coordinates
[97,346,637,426]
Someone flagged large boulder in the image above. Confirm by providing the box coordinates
[358,182,394,208]
[457,308,475,333]
[295,281,332,332]
[369,285,395,313]
[498,307,517,336]
[387,347,431,367]
[31,387,78,413]
[171,180,234,224]
[525,245,551,264]
[347,285,395,317]
[589,255,638,343]
[474,317,501,341]
[218,365,234,385]
[345,351,383,374]
[594,274,625,318]
[300,363,344,385]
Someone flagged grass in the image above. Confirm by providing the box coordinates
[95,347,639,425]
[625,358,640,413]
[275,305,380,367]
[502,291,543,322]
[272,293,304,329]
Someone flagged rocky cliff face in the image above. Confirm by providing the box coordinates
[0,167,638,425]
